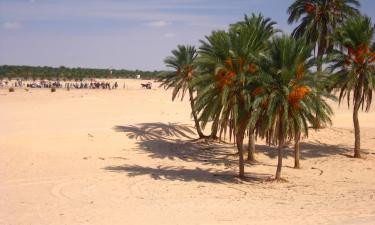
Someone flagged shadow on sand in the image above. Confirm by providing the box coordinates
[105,122,357,183]
[113,123,237,166]
[107,122,257,183]
[255,142,353,160]
[113,122,196,141]
[104,164,271,184]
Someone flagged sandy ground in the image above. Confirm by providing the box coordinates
[1,79,375,225]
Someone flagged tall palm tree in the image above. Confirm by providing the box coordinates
[250,35,333,179]
[288,0,359,129]
[160,45,205,138]
[329,15,375,158]
[195,14,277,178]
[288,0,360,70]
[293,62,334,168]
[231,14,281,162]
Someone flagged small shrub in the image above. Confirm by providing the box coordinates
[51,87,56,92]
[9,87,15,92]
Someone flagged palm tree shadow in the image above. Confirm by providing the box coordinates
[103,164,271,184]
[254,142,360,159]
[113,122,237,166]
[109,122,275,183]
[137,139,238,165]
[111,123,364,183]
[114,122,196,141]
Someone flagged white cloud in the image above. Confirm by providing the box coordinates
[3,21,22,30]
[164,33,175,38]
[146,20,171,27]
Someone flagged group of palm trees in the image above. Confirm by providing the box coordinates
[159,0,375,180]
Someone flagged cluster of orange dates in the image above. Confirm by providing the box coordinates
[288,63,310,110]
[216,69,236,89]
[346,44,375,66]
[216,57,257,89]
[288,86,310,110]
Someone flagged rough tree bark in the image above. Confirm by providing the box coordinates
[353,74,364,158]
[236,115,251,179]
[275,113,284,180]
[275,138,284,180]
[353,105,361,158]
[236,128,246,179]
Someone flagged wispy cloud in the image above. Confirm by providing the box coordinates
[146,20,170,27]
[2,21,22,30]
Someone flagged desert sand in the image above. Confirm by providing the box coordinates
[1,79,374,225]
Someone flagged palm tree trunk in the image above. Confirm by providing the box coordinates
[353,76,363,158]
[353,106,361,158]
[210,113,220,139]
[275,141,284,180]
[247,129,256,161]
[236,128,246,179]
[275,113,284,180]
[236,115,251,179]
[188,88,205,138]
[294,131,301,169]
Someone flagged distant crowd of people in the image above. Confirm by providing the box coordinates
[27,81,63,88]
[64,81,118,90]
[0,80,23,88]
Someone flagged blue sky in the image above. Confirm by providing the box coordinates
[1,0,374,70]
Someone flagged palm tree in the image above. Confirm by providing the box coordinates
[193,30,229,141]
[288,0,360,70]
[231,14,281,162]
[291,87,333,168]
[195,14,277,178]
[293,64,334,168]
[288,0,359,129]
[160,45,205,138]
[329,15,375,158]
[250,35,333,179]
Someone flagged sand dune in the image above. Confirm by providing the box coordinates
[1,79,374,225]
